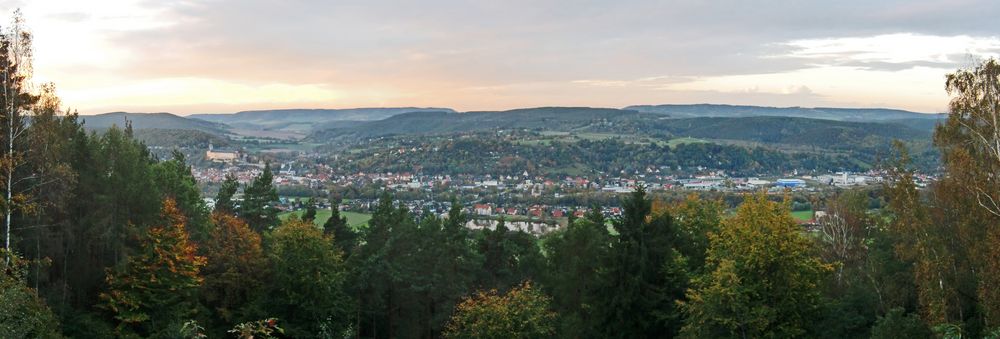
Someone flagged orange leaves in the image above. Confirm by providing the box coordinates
[98,198,206,335]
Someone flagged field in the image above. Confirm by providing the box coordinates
[278,210,373,229]
[790,210,815,222]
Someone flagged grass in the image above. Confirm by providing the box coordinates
[278,210,373,230]
[665,137,708,147]
[790,210,814,222]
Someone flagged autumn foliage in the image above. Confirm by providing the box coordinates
[201,212,267,327]
[444,281,556,339]
[98,198,206,336]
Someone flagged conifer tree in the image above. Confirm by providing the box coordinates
[323,198,356,255]
[214,173,239,214]
[302,196,318,222]
[240,164,278,233]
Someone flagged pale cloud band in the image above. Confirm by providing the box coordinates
[10,0,1000,114]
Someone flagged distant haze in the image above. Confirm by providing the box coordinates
[11,1,1000,114]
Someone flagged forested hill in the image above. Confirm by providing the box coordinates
[636,116,932,147]
[626,103,945,121]
[188,107,454,131]
[81,112,229,134]
[309,107,645,139]
[309,107,933,145]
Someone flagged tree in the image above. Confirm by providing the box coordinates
[152,150,210,240]
[870,308,931,339]
[201,212,267,333]
[932,58,1000,330]
[302,196,317,222]
[214,173,239,214]
[669,194,723,274]
[261,216,351,337]
[0,10,40,261]
[240,164,278,233]
[597,186,686,337]
[323,198,356,255]
[98,198,207,337]
[817,190,872,288]
[444,281,556,339]
[941,58,1000,217]
[476,216,545,292]
[0,249,61,339]
[541,210,610,337]
[680,193,831,338]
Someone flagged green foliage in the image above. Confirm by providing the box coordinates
[323,199,357,255]
[669,194,723,274]
[541,213,610,337]
[240,163,279,233]
[213,173,239,214]
[476,217,544,291]
[0,250,62,339]
[597,186,688,337]
[870,308,931,339]
[152,150,210,240]
[228,318,284,339]
[302,196,317,222]
[444,281,556,339]
[260,216,350,337]
[681,193,832,338]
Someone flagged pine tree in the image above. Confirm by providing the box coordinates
[302,196,318,223]
[214,173,239,214]
[597,186,685,337]
[240,164,278,233]
[541,209,610,337]
[152,150,210,240]
[323,198,356,255]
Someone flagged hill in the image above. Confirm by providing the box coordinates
[625,103,944,121]
[132,129,233,148]
[188,107,455,132]
[81,112,229,134]
[310,107,932,145]
[309,107,644,140]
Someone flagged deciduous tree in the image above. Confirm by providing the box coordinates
[98,198,206,337]
[444,281,556,339]
[681,193,831,338]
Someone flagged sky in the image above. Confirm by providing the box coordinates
[4,0,1000,115]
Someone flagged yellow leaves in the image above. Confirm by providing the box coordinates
[681,192,830,338]
[445,281,556,339]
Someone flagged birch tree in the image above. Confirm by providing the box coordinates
[941,58,1000,216]
[0,10,39,262]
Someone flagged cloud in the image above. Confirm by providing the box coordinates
[775,33,1000,70]
[6,0,1000,113]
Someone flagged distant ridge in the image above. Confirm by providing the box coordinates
[625,103,944,121]
[81,112,229,134]
[184,107,454,133]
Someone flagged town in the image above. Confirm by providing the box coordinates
[188,142,937,235]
